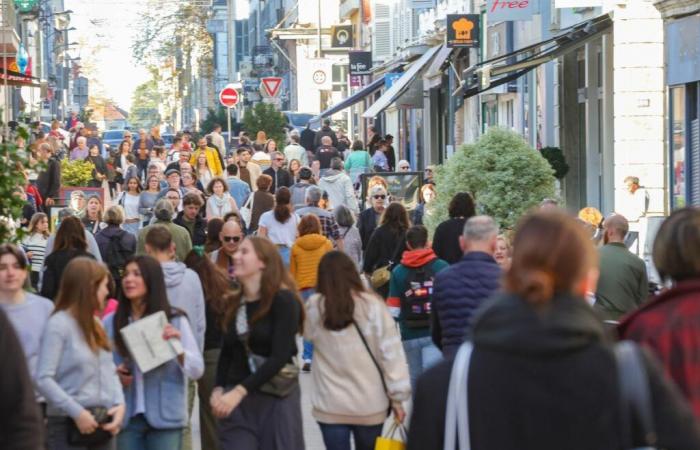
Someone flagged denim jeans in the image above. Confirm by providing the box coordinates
[277,246,290,267]
[116,414,182,450]
[402,336,442,386]
[317,423,384,450]
[300,289,315,361]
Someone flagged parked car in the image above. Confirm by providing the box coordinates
[102,129,127,153]
[282,111,315,134]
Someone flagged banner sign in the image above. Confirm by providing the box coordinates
[349,51,373,75]
[446,14,480,48]
[487,0,535,21]
[331,25,354,48]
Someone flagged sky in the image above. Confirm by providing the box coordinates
[65,0,150,111]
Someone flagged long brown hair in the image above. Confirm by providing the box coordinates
[184,250,235,329]
[273,187,292,223]
[316,251,364,330]
[224,237,304,329]
[54,257,110,352]
[54,216,87,252]
[28,212,49,238]
[504,211,596,305]
[380,202,410,233]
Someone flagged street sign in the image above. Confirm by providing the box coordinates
[14,0,38,13]
[260,77,283,97]
[446,14,480,48]
[219,85,240,108]
[331,25,354,48]
[349,51,372,75]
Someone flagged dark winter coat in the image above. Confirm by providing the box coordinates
[313,125,338,149]
[300,127,316,153]
[432,217,468,264]
[40,249,95,301]
[36,157,61,205]
[262,167,293,193]
[94,225,136,263]
[358,207,381,251]
[408,293,700,450]
[432,251,501,356]
[362,225,406,275]
[174,211,207,246]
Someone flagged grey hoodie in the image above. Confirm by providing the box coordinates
[319,170,358,214]
[161,261,206,352]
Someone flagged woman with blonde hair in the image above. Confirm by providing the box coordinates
[82,195,104,235]
[36,258,126,449]
[253,130,267,152]
[494,234,512,271]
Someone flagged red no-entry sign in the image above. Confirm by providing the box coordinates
[219,85,239,108]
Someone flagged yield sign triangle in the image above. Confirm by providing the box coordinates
[261,77,282,97]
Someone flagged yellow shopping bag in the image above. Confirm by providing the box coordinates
[375,422,407,450]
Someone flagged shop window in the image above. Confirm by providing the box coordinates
[671,86,686,208]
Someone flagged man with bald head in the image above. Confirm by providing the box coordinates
[209,219,243,278]
[594,214,648,321]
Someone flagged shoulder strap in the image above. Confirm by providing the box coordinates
[352,320,388,396]
[614,341,657,448]
[444,341,474,450]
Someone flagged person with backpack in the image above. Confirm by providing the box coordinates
[387,225,448,385]
[407,210,700,450]
[289,167,314,211]
[95,206,137,299]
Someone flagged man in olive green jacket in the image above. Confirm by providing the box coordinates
[594,214,648,321]
[136,199,192,261]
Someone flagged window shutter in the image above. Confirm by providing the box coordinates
[690,119,700,205]
[372,0,393,62]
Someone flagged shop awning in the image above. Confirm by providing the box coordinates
[363,44,443,118]
[423,45,456,89]
[460,13,612,98]
[310,76,385,124]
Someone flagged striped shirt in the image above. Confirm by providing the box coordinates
[22,233,48,272]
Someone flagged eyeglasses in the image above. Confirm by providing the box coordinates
[275,158,285,162]
[222,236,242,243]
[373,195,386,200]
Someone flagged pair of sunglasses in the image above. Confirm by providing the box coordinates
[373,195,387,200]
[223,236,242,243]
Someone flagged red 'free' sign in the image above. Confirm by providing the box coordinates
[219,86,239,108]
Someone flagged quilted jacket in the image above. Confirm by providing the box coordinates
[431,251,501,357]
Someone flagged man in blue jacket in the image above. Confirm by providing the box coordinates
[432,215,501,357]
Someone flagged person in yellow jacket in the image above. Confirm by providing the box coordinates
[290,213,333,371]
[190,137,223,177]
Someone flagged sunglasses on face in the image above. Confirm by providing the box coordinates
[223,236,242,243]
[373,195,386,200]
[275,158,284,162]
[400,166,410,170]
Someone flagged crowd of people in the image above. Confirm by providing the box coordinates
[3,116,700,450]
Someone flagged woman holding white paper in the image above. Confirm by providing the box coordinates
[36,257,126,450]
[102,255,204,450]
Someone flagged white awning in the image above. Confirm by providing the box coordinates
[423,45,455,89]
[362,44,442,119]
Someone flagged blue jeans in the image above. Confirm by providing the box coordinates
[402,336,442,386]
[318,423,384,450]
[277,245,290,267]
[117,414,182,450]
[300,288,315,361]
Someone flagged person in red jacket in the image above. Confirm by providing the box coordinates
[618,207,700,418]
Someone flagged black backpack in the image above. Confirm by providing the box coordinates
[105,232,130,284]
[401,260,436,328]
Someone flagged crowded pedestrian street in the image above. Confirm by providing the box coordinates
[4,0,700,450]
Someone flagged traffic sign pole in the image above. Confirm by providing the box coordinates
[219,84,241,154]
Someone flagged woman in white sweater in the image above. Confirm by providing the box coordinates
[304,251,411,450]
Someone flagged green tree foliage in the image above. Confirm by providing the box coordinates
[130,79,162,130]
[0,126,33,243]
[540,146,570,179]
[200,107,230,135]
[60,159,94,187]
[426,128,556,231]
[242,103,287,146]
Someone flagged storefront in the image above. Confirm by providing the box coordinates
[666,13,700,208]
